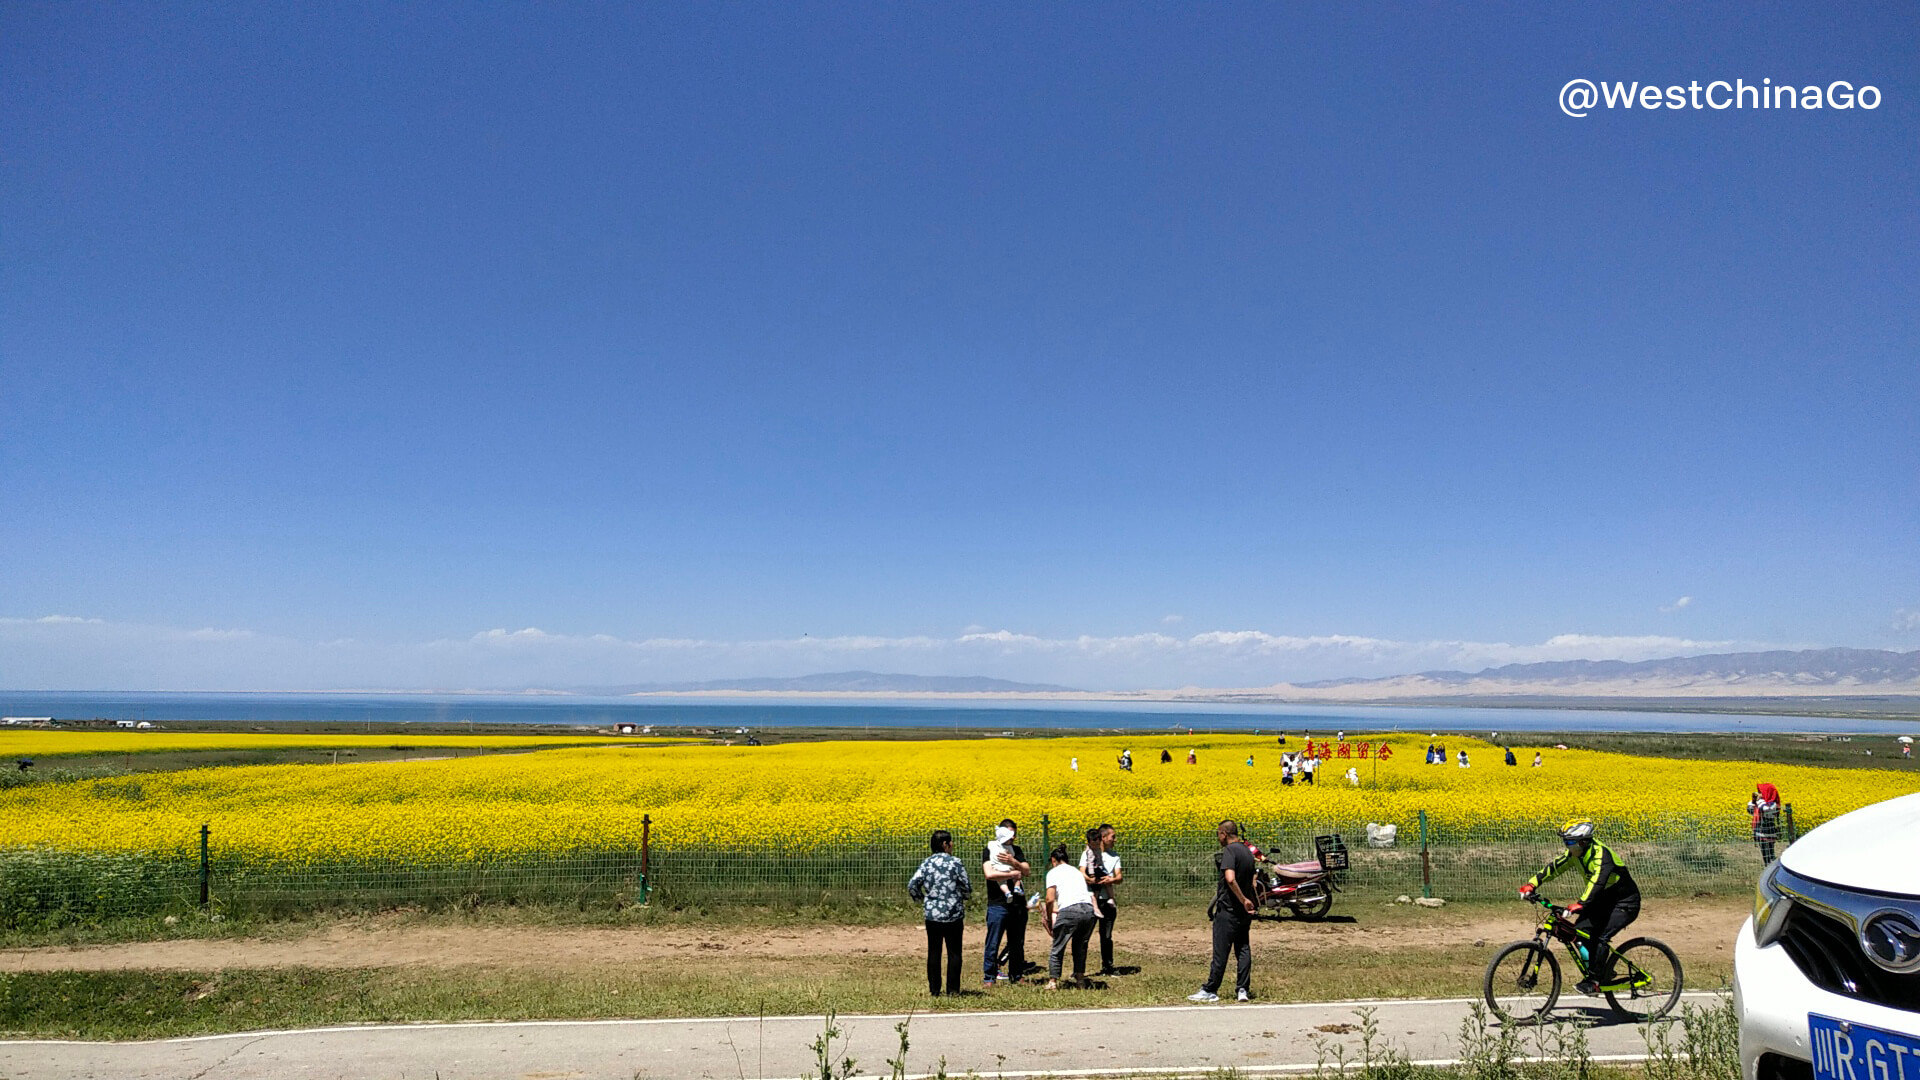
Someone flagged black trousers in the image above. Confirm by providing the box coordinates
[1755,835,1778,863]
[1096,900,1117,972]
[1204,911,1253,995]
[925,918,964,995]
[1575,892,1640,980]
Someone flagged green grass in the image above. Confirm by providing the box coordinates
[0,897,1741,1040]
[1497,731,1919,773]
[0,940,1719,1041]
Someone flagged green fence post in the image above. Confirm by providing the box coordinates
[1040,814,1050,855]
[640,814,652,904]
[1783,804,1797,844]
[1418,810,1432,899]
[199,823,211,908]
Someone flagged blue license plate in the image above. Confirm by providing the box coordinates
[1810,1014,1920,1080]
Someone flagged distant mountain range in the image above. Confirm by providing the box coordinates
[1259,648,1920,701]
[589,671,1081,695]
[566,649,1920,701]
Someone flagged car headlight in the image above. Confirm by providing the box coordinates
[1753,861,1793,947]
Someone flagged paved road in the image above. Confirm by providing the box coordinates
[4,993,1712,1080]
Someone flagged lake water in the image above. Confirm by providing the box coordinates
[0,691,1914,734]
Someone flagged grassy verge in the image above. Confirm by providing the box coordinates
[0,906,1737,1040]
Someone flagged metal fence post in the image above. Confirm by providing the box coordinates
[1783,804,1797,844]
[199,823,211,908]
[1418,810,1432,899]
[640,814,652,903]
[1040,814,1050,855]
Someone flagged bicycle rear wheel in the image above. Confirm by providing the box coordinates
[1484,941,1560,1023]
[1604,937,1683,1021]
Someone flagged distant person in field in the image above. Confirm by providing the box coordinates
[1280,754,1294,786]
[1457,750,1469,768]
[981,818,1031,986]
[1301,754,1316,785]
[1186,749,1197,765]
[1042,843,1098,990]
[1533,751,1543,768]
[1161,748,1173,764]
[907,829,972,997]
[1070,756,1078,773]
[1118,749,1133,772]
[1748,783,1783,863]
[1505,747,1518,766]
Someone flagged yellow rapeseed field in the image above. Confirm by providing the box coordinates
[1,734,1911,864]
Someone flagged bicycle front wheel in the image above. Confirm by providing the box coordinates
[1605,937,1683,1021]
[1484,941,1560,1023]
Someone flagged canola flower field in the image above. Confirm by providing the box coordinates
[0,732,1911,924]
[2,732,1910,859]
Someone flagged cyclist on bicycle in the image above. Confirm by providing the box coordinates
[1518,818,1641,996]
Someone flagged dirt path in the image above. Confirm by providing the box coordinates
[0,899,1748,972]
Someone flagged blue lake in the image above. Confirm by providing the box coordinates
[0,691,1914,734]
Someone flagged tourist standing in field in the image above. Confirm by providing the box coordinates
[1080,823,1124,976]
[1533,751,1543,768]
[1748,783,1783,863]
[1189,819,1256,1003]
[981,819,1031,986]
[1301,754,1317,785]
[1160,748,1173,764]
[1042,843,1098,989]
[908,829,972,996]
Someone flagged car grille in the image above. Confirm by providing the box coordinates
[1779,904,1920,1012]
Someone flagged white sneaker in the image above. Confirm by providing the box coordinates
[1187,990,1220,1003]
[1236,989,1251,1002]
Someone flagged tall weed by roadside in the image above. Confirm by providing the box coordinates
[1643,996,1738,1080]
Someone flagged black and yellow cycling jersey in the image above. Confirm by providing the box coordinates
[1528,841,1638,904]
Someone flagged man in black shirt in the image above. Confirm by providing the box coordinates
[981,818,1031,985]
[1189,819,1257,1002]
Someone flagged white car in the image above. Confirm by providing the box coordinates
[1735,791,1920,1080]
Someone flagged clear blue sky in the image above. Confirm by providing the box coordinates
[4,3,1916,690]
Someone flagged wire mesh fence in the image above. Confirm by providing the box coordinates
[0,810,1787,929]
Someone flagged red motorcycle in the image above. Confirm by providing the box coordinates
[1252,835,1345,920]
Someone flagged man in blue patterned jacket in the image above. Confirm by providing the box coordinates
[909,829,973,996]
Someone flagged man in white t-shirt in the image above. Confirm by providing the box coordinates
[1043,843,1098,989]
[1078,823,1124,975]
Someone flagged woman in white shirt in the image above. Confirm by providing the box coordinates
[1042,844,1098,989]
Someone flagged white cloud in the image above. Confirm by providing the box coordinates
[0,613,1764,692]
[1660,596,1695,613]
[1894,609,1920,633]
[1161,614,1185,625]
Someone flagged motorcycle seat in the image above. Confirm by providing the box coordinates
[1270,860,1324,879]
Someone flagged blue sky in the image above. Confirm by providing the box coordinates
[3,3,1917,690]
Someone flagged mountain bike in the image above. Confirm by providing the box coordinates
[1482,895,1683,1023]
